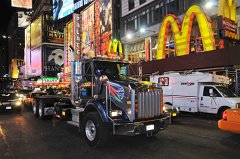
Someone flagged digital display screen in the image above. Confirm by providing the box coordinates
[52,0,74,21]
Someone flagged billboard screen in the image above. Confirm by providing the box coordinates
[11,59,24,79]
[81,4,95,56]
[18,12,31,28]
[31,47,42,77]
[31,16,42,48]
[11,0,32,9]
[25,26,31,77]
[43,45,64,76]
[100,0,112,55]
[43,14,64,44]
[53,0,74,21]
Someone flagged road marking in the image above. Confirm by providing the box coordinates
[0,125,14,157]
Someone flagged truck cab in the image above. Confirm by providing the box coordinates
[199,84,240,116]
[62,57,168,147]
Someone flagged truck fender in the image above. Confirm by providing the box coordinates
[84,101,109,123]
[217,106,230,117]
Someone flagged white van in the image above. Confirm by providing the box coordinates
[150,72,240,117]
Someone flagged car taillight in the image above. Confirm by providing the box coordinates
[222,111,227,120]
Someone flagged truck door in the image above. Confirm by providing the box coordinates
[199,86,220,114]
[79,61,94,104]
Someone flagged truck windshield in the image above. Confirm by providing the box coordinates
[94,61,129,80]
[216,86,237,97]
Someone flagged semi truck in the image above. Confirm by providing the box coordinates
[32,49,168,147]
[150,72,240,117]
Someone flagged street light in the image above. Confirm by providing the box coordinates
[205,1,214,9]
[126,32,133,39]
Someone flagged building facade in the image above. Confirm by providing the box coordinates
[121,0,240,63]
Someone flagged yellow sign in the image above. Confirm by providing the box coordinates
[218,0,237,22]
[156,5,216,59]
[11,59,24,79]
[107,39,123,58]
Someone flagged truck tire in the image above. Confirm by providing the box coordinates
[33,100,39,117]
[38,100,46,120]
[83,112,109,148]
[218,107,229,119]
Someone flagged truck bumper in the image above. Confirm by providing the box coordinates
[114,119,168,136]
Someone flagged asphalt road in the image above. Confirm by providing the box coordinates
[0,107,239,159]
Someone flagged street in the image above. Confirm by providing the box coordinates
[0,107,239,159]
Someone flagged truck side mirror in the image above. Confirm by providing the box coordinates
[209,89,213,97]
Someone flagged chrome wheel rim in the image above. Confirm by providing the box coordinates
[85,120,96,141]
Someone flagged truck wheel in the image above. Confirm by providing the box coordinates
[83,112,109,148]
[33,100,39,117]
[38,100,45,120]
[218,107,229,119]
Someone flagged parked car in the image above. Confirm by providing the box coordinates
[218,109,240,134]
[0,92,22,112]
[23,91,47,109]
[163,103,180,118]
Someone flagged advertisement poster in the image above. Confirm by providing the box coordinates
[18,11,31,28]
[52,0,74,21]
[11,0,32,9]
[100,0,112,55]
[25,26,31,77]
[94,1,101,56]
[43,14,64,44]
[11,59,24,79]
[64,21,74,75]
[81,4,95,56]
[31,47,42,77]
[31,16,42,49]
[43,45,64,76]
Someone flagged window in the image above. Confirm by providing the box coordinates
[203,87,221,97]
[129,0,135,11]
[139,0,146,5]
[127,16,137,31]
[151,4,162,24]
[138,11,147,28]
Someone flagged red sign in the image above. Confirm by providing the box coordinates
[11,0,32,9]
[145,39,150,61]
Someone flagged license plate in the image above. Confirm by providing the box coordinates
[172,113,177,117]
[146,124,154,131]
[6,106,12,110]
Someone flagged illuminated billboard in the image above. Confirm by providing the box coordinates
[31,47,42,77]
[24,26,31,77]
[43,45,64,76]
[64,21,74,75]
[81,4,95,56]
[11,59,24,79]
[18,12,31,28]
[31,17,42,48]
[53,0,74,21]
[100,0,112,55]
[11,0,32,9]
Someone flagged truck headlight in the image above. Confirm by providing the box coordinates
[236,103,239,109]
[15,101,22,106]
[110,110,122,117]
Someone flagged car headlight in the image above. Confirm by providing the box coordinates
[109,110,122,117]
[15,101,22,106]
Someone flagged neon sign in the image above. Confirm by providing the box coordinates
[156,5,216,59]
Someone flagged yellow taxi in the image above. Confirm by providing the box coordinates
[218,109,240,134]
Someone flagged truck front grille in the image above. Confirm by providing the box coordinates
[137,91,162,119]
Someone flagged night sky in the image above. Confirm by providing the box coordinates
[0,0,15,32]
